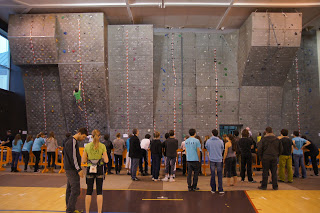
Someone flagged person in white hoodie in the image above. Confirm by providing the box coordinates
[46,131,59,172]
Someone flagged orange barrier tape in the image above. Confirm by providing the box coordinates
[55,147,65,173]
[0,147,10,171]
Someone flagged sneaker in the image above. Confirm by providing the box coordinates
[169,178,175,182]
[108,171,114,174]
[132,177,140,181]
[188,188,194,191]
[152,177,155,181]
[219,191,225,194]
[162,177,169,182]
[153,179,158,182]
[250,180,257,183]
[258,186,266,190]
[210,191,215,194]
[126,172,130,175]
[74,210,83,213]
[273,187,278,190]
[193,187,199,191]
[278,180,285,183]
[315,174,319,176]
[241,180,244,182]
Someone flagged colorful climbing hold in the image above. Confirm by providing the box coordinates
[72,50,75,53]
[61,16,64,19]
[188,93,192,96]
[220,95,223,98]
[218,62,222,64]
[179,34,182,37]
[225,73,227,76]
[63,32,67,35]
[224,68,228,71]
[63,50,66,53]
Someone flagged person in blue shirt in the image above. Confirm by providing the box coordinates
[185,128,201,191]
[292,131,310,178]
[205,129,225,194]
[11,134,23,172]
[32,132,46,172]
[22,135,33,172]
[125,134,133,175]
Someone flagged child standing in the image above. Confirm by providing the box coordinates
[11,134,23,172]
[46,131,58,172]
[32,132,46,172]
[22,135,33,172]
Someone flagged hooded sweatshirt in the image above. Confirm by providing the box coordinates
[205,136,224,162]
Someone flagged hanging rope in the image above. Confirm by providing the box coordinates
[171,33,177,133]
[77,19,89,131]
[295,56,301,134]
[125,30,130,134]
[40,72,47,133]
[29,21,36,64]
[214,48,218,129]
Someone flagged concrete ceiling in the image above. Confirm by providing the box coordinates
[1,0,320,30]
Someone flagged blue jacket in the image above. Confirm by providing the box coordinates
[205,136,224,162]
[12,140,23,153]
[32,138,45,152]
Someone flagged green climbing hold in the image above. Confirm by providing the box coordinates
[179,34,182,37]
[220,95,223,98]
[218,103,221,106]
[218,62,222,64]
[240,118,242,120]
[232,110,234,112]
[179,106,182,109]
[225,73,227,76]
[220,110,222,112]
[62,16,64,19]
[188,93,192,96]
[179,102,182,105]
[178,120,182,123]
[224,68,228,71]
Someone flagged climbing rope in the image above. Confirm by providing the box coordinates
[125,30,130,134]
[40,72,47,133]
[295,56,301,134]
[171,33,177,133]
[77,19,89,131]
[214,48,218,129]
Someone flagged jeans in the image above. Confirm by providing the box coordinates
[139,149,148,173]
[47,152,55,168]
[66,170,80,213]
[293,154,306,178]
[187,161,200,189]
[261,158,278,189]
[22,151,29,171]
[114,154,122,173]
[33,151,41,172]
[240,154,253,181]
[210,161,223,192]
[131,158,140,179]
[278,155,293,182]
[11,151,20,171]
[151,154,161,179]
[165,157,176,175]
[105,151,112,172]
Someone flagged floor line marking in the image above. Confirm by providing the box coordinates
[244,191,259,213]
[142,199,183,201]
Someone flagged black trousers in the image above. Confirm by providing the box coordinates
[151,154,161,179]
[240,154,253,181]
[33,151,41,172]
[47,152,55,168]
[304,150,319,175]
[66,170,80,213]
[187,161,200,189]
[261,158,278,189]
[22,151,29,171]
[114,154,123,172]
[139,149,148,173]
[182,154,187,175]
[105,151,112,172]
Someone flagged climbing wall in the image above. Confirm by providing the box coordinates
[22,65,66,144]
[8,13,109,143]
[153,31,239,142]
[108,25,153,139]
[282,31,320,142]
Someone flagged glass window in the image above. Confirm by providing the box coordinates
[0,34,10,90]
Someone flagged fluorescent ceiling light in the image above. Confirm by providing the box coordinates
[130,2,160,6]
[234,2,320,7]
[13,0,127,7]
[165,2,230,6]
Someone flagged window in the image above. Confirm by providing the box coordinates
[0,34,10,90]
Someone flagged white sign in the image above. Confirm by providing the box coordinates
[22,131,27,134]
[123,134,128,138]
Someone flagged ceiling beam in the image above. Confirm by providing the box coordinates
[216,0,236,30]
[303,12,320,29]
[125,0,134,24]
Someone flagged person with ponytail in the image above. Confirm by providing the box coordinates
[223,134,238,186]
[11,134,23,172]
[32,132,46,172]
[82,129,108,213]
[22,135,33,172]
[46,131,58,173]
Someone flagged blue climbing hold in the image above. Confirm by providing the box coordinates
[309,88,312,93]
[162,88,165,92]
[161,68,166,73]
[162,83,165,86]
[63,49,66,53]
[64,32,67,35]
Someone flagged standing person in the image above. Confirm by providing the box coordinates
[82,129,108,213]
[1,130,14,148]
[11,134,23,172]
[233,130,241,171]
[22,135,33,172]
[162,133,170,176]
[257,132,262,143]
[238,129,256,183]
[73,81,83,111]
[302,135,319,176]
[292,131,310,179]
[205,129,224,194]
[223,134,237,187]
[113,133,125,175]
[103,134,113,174]
[180,135,189,176]
[151,131,162,181]
[140,134,151,176]
[46,131,58,173]
[185,129,201,191]
[162,130,178,182]
[64,127,88,213]
[62,133,72,148]
[195,135,203,175]
[258,127,282,190]
[278,129,294,183]
[125,134,133,175]
[32,132,46,173]
[129,128,142,181]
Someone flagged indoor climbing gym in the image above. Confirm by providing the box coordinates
[0,0,320,213]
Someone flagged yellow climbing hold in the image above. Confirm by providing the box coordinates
[77,59,81,62]
[56,39,58,42]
